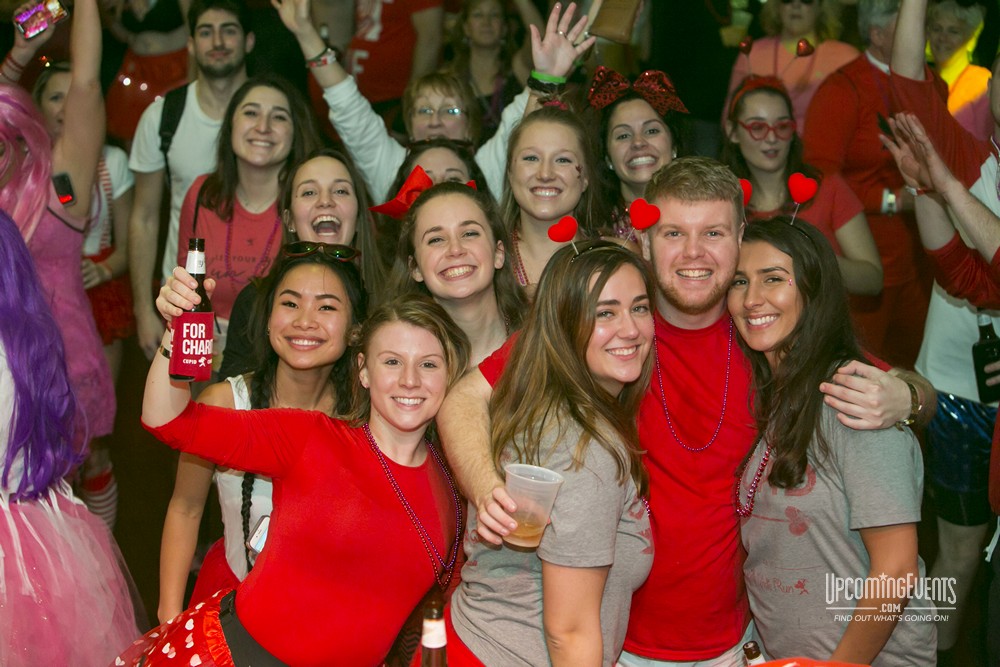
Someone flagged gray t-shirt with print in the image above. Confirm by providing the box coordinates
[740,404,936,665]
[451,422,653,666]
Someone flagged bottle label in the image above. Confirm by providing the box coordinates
[420,618,446,649]
[185,250,206,276]
[169,311,214,381]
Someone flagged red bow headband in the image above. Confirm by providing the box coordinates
[587,66,689,117]
[369,165,477,220]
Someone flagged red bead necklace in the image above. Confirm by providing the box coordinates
[735,440,773,517]
[363,423,464,590]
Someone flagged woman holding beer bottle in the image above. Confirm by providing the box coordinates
[113,294,469,666]
[154,243,367,624]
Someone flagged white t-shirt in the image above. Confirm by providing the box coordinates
[129,81,221,282]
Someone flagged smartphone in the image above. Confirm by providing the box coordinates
[15,0,69,40]
[246,515,270,557]
[52,172,74,206]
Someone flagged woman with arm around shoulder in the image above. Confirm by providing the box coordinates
[447,240,655,665]
[155,246,367,623]
[729,217,934,664]
[116,295,470,666]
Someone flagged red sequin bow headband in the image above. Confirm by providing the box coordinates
[587,66,689,117]
[369,165,477,220]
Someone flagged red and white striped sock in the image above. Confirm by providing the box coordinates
[80,466,118,530]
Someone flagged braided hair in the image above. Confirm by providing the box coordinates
[237,251,368,572]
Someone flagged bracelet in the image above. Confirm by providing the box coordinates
[158,344,171,359]
[3,54,26,72]
[531,70,567,84]
[894,381,922,430]
[305,45,341,69]
[904,185,931,197]
[527,75,564,96]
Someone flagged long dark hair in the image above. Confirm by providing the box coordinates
[239,249,367,571]
[0,210,84,500]
[200,76,322,220]
[736,217,864,488]
[389,181,525,331]
[594,91,686,212]
[721,78,820,216]
[278,147,385,298]
[490,241,654,495]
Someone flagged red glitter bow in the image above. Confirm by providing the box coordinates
[587,66,689,117]
[370,165,477,220]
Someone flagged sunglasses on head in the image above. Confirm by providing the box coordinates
[738,119,798,141]
[281,242,359,261]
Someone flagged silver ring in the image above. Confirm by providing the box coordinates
[557,30,566,36]
[583,30,590,40]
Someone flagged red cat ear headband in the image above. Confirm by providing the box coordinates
[370,165,477,220]
[587,66,689,117]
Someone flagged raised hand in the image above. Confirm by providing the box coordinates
[156,266,217,326]
[530,2,596,79]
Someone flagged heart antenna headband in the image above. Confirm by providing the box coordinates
[786,172,817,223]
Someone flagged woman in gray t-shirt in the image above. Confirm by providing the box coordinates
[449,240,655,665]
[728,218,935,665]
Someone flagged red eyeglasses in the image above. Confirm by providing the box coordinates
[738,119,797,141]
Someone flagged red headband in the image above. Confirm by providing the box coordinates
[369,165,477,220]
[727,75,789,118]
[587,66,689,117]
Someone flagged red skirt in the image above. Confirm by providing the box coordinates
[85,246,134,345]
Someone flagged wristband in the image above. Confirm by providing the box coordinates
[531,70,567,84]
[904,185,930,197]
[305,45,341,69]
[894,381,922,430]
[158,344,171,359]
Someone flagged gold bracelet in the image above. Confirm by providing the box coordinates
[158,344,171,359]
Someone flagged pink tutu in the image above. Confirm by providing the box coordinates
[0,482,144,667]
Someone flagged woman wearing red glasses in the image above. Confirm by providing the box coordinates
[722,76,883,297]
[724,0,858,130]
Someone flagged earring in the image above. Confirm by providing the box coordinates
[672,149,678,159]
[266,326,271,335]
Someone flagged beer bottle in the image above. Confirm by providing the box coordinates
[742,640,766,666]
[420,596,447,667]
[169,238,214,382]
[973,311,1000,404]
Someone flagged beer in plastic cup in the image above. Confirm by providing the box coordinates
[503,464,564,548]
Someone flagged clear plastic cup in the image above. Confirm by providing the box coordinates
[503,464,565,548]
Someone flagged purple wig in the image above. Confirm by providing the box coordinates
[0,84,53,243]
[0,210,83,500]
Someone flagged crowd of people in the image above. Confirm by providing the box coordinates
[1,0,999,664]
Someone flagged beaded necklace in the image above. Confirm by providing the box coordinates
[511,230,529,287]
[363,423,464,590]
[734,440,774,517]
[224,207,282,281]
[652,318,733,452]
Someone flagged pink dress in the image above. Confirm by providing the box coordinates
[0,342,142,666]
[25,191,116,440]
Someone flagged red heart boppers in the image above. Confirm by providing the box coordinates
[629,198,660,230]
[796,39,815,58]
[739,179,753,208]
[787,172,818,204]
[548,216,578,243]
[738,36,754,55]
